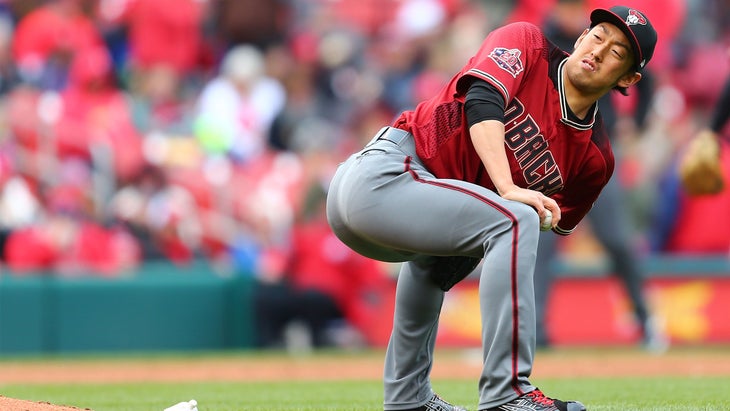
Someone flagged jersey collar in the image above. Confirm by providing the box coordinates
[557,58,597,131]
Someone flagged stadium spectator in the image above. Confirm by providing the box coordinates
[108,163,203,264]
[53,46,145,182]
[96,0,210,77]
[254,183,392,349]
[651,148,730,254]
[0,12,19,95]
[193,44,286,162]
[12,0,104,90]
[651,68,730,255]
[211,0,290,50]
[127,63,196,138]
[4,166,141,276]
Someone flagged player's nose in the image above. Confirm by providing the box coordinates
[590,50,602,63]
[591,43,611,62]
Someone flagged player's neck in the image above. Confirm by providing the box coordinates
[561,70,603,120]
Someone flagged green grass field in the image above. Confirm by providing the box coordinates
[1,347,729,410]
[2,376,729,410]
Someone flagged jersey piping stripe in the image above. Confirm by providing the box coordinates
[553,225,574,235]
[403,155,525,397]
[466,69,511,105]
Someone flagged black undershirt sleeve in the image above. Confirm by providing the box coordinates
[464,79,507,128]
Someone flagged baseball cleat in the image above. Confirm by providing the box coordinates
[482,389,585,411]
[400,393,469,411]
[641,316,670,354]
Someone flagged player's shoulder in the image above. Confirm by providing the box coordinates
[487,21,549,55]
[493,21,546,40]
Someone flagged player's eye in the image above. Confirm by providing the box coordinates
[612,49,625,59]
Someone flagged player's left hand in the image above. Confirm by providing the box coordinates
[499,185,561,229]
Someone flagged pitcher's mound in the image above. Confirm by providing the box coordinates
[0,396,89,411]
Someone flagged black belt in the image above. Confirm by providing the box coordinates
[366,126,411,147]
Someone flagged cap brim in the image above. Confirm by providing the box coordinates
[590,8,642,70]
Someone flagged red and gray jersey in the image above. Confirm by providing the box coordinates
[393,22,614,235]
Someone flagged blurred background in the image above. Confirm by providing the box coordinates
[0,0,728,355]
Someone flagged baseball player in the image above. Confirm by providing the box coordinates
[327,5,657,411]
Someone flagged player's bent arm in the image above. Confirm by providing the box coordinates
[469,120,561,227]
[469,120,511,194]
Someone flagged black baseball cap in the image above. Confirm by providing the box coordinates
[590,5,657,71]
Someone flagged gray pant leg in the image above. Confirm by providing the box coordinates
[533,231,558,346]
[533,175,650,346]
[588,175,650,326]
[327,135,541,410]
[383,261,444,410]
[379,193,541,410]
[477,202,540,409]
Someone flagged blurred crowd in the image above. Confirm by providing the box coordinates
[0,0,729,344]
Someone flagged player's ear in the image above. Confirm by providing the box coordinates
[573,28,590,50]
[616,71,642,89]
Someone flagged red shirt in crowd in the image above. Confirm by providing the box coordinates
[12,1,104,69]
[664,143,730,254]
[108,0,207,74]
[5,218,140,276]
[286,218,392,344]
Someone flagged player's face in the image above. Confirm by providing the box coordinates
[565,23,641,95]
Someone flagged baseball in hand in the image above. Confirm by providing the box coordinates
[540,209,552,231]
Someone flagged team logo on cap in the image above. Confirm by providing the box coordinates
[626,9,647,26]
[489,47,524,78]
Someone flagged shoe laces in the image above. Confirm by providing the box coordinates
[427,394,464,411]
[526,390,554,406]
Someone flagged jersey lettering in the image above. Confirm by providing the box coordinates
[524,151,555,182]
[504,98,525,124]
[503,98,564,195]
[530,168,563,195]
[505,118,538,151]
[514,132,548,166]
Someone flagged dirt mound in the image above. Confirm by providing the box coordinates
[0,396,89,411]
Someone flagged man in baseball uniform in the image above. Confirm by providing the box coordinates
[327,5,657,411]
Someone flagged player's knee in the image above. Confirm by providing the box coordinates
[478,202,539,248]
[509,202,540,231]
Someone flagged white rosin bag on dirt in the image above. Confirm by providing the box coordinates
[164,399,198,411]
